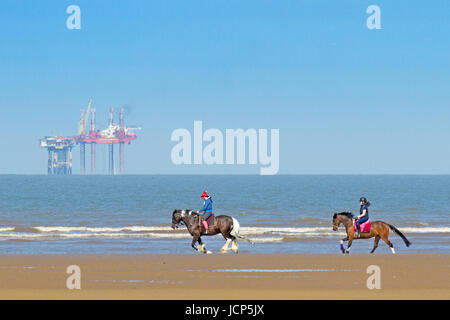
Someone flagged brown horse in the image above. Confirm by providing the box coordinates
[332,212,411,254]
[171,209,254,254]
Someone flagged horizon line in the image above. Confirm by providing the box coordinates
[0,173,449,176]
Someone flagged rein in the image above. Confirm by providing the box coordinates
[179,210,198,230]
[337,214,354,230]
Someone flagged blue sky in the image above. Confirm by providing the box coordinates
[0,0,449,174]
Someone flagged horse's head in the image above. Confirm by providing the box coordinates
[332,212,353,231]
[171,209,193,229]
[171,210,182,229]
[332,213,339,231]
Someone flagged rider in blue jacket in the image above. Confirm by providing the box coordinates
[196,190,213,234]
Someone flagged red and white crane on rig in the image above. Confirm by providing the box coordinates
[78,99,92,137]
[74,99,140,175]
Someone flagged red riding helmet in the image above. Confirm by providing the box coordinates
[201,191,209,198]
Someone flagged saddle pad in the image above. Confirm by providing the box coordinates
[353,219,371,233]
[206,214,215,226]
[198,214,215,227]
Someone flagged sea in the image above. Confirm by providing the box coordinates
[0,175,448,254]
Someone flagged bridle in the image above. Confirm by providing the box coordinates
[333,217,340,230]
[174,210,194,228]
[333,215,346,231]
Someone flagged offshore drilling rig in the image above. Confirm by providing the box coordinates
[39,136,75,174]
[39,99,140,175]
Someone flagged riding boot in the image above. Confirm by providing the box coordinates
[356,224,361,238]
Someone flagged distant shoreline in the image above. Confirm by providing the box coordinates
[1,173,450,176]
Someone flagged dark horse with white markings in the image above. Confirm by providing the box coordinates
[332,212,411,254]
[171,209,253,254]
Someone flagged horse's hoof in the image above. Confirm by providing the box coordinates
[220,249,228,254]
[206,251,213,254]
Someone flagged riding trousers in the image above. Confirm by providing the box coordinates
[355,216,368,233]
[356,215,369,226]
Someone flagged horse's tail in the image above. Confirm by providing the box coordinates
[230,217,254,245]
[388,224,411,247]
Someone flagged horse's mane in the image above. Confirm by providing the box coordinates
[173,209,199,219]
[334,212,354,219]
[174,209,194,214]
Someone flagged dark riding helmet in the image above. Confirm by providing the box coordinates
[359,197,367,203]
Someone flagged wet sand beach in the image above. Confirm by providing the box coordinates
[0,254,448,299]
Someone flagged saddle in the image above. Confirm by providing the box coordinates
[353,219,371,233]
[198,213,216,229]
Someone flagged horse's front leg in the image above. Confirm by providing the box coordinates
[196,236,212,254]
[345,237,354,254]
[191,234,200,252]
[340,236,349,254]
[197,236,205,253]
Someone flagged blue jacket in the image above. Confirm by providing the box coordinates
[199,197,213,213]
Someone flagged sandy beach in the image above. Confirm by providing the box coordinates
[0,254,448,300]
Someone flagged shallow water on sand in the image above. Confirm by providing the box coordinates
[0,175,448,254]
